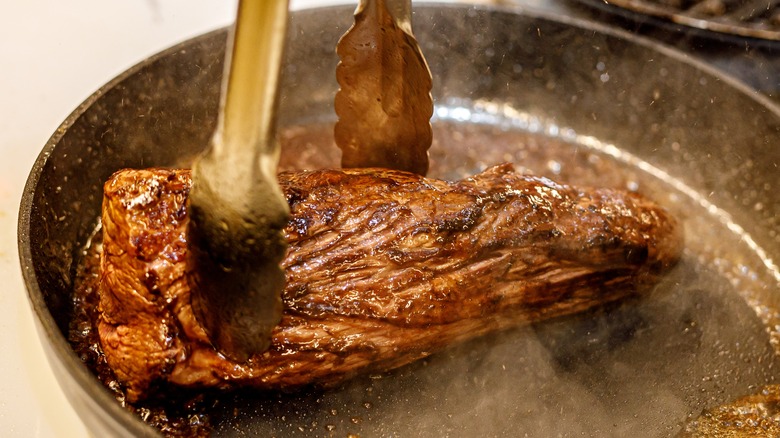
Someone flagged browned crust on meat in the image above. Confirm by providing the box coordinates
[681,385,780,436]
[98,165,682,401]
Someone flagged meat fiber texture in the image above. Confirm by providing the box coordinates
[98,164,682,401]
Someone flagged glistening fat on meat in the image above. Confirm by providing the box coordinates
[97,164,683,402]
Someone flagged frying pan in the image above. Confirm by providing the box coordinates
[18,3,780,436]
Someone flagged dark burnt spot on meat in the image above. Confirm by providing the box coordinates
[490,191,508,203]
[289,216,311,236]
[432,203,482,233]
[321,207,338,225]
[284,185,307,207]
[623,244,649,265]
[587,234,621,250]
[171,197,188,223]
[143,270,160,295]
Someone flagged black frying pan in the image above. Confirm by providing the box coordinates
[18,3,780,436]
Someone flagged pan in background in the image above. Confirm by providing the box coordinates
[18,3,780,436]
[574,0,780,41]
[568,0,780,98]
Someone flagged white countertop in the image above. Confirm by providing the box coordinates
[0,1,344,436]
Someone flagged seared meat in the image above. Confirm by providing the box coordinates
[98,164,682,401]
[681,385,780,436]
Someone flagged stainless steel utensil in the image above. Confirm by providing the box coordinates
[335,0,433,175]
[188,0,290,362]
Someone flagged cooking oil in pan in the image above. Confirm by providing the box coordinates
[72,113,780,437]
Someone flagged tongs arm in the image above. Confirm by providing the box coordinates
[188,0,290,362]
[335,0,434,176]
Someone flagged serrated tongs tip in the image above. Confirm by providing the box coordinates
[335,0,434,176]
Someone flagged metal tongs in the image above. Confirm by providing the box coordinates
[188,0,290,362]
[187,0,433,363]
[335,0,434,176]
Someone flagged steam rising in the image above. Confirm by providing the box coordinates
[211,267,777,436]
